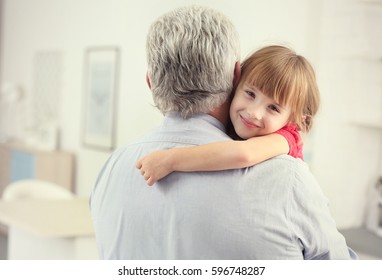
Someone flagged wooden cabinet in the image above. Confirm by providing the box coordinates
[0,144,75,196]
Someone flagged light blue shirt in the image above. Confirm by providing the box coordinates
[90,113,357,259]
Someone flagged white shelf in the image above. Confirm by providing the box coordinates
[360,0,382,4]
[351,121,382,130]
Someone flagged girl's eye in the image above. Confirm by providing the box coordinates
[246,91,255,98]
[269,104,280,113]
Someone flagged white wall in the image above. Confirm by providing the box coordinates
[1,0,381,229]
[312,0,382,228]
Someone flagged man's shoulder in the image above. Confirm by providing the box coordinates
[262,155,324,199]
[251,154,309,174]
[243,155,319,192]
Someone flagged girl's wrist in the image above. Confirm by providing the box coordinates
[167,149,178,171]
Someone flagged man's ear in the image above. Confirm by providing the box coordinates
[233,61,241,88]
[146,72,151,89]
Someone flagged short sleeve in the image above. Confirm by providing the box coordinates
[275,124,304,160]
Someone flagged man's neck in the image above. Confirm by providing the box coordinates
[208,98,231,127]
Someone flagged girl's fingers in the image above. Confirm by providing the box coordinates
[135,160,142,169]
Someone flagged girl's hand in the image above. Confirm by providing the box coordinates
[135,150,174,186]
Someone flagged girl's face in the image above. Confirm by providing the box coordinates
[229,81,292,139]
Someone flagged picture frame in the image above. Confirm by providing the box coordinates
[82,47,119,151]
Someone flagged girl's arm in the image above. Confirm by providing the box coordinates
[136,133,289,186]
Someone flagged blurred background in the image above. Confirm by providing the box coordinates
[0,0,381,259]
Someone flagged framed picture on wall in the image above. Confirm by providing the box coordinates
[82,47,119,151]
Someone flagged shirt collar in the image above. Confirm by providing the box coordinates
[164,112,226,133]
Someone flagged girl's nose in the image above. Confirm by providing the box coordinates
[248,106,263,120]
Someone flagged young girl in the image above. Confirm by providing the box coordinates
[136,45,320,186]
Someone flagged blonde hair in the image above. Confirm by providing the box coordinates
[239,45,320,133]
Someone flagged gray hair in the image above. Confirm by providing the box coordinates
[146,6,240,118]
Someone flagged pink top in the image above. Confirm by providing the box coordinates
[274,124,303,160]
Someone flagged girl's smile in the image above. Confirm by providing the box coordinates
[239,115,262,129]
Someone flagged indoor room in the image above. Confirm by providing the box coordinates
[0,0,381,260]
